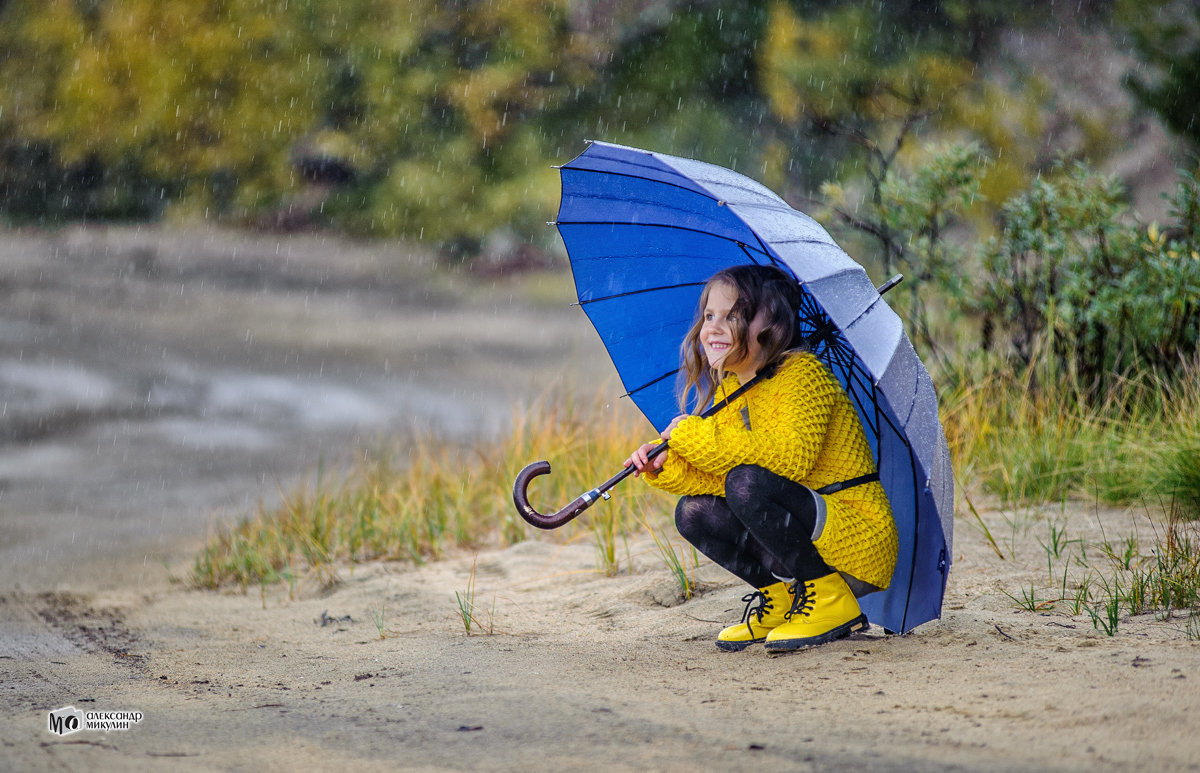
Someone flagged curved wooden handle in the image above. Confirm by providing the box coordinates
[512,460,599,530]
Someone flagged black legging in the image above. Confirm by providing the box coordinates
[674,464,831,589]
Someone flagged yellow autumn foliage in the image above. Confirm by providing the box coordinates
[0,0,587,235]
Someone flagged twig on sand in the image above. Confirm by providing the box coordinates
[994,624,1016,641]
[682,612,726,624]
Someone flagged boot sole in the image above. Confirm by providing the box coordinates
[715,636,765,652]
[763,615,869,653]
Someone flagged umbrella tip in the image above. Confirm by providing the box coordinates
[878,274,904,296]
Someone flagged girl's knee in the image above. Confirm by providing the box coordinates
[674,497,704,541]
[675,495,731,543]
[725,464,769,509]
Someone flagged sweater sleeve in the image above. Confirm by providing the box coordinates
[667,355,841,482]
[642,447,725,496]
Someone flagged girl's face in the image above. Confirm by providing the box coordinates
[700,281,766,380]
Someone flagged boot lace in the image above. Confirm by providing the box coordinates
[739,590,772,625]
[783,580,816,620]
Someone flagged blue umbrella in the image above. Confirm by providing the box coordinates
[515,141,954,635]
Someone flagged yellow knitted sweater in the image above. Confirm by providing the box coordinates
[645,353,897,589]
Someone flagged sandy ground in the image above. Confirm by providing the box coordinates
[2,227,1199,772]
[6,503,1200,772]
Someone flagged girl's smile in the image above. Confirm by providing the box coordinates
[701,282,765,383]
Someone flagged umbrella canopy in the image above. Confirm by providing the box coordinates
[555,141,954,634]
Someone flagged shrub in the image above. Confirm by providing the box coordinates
[975,162,1200,399]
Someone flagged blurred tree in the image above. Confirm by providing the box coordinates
[0,0,323,219]
[0,0,1187,266]
[754,0,1158,355]
[756,0,1055,200]
[0,0,594,251]
[583,1,770,161]
[1117,0,1200,151]
[322,0,598,251]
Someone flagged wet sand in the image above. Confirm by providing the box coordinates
[0,225,607,590]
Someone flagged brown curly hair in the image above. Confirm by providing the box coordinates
[678,264,805,413]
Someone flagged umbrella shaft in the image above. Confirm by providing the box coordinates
[599,441,669,495]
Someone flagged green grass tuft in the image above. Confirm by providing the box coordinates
[942,355,1200,515]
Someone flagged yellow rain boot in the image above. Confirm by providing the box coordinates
[763,572,868,652]
[716,581,794,652]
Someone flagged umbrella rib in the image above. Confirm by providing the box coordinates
[565,161,698,192]
[576,247,784,306]
[620,368,680,399]
[898,441,922,633]
[558,219,773,258]
[579,282,707,306]
[737,240,781,268]
[562,165,787,211]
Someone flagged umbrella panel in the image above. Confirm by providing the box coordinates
[560,223,774,430]
[560,224,743,303]
[559,168,762,248]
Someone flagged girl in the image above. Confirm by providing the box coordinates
[627,265,897,652]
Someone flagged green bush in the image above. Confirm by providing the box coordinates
[836,145,1200,512]
[976,162,1200,398]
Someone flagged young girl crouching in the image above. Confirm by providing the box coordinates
[627,264,896,651]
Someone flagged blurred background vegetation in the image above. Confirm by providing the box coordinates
[1,1,1194,245]
[2,0,1199,519]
